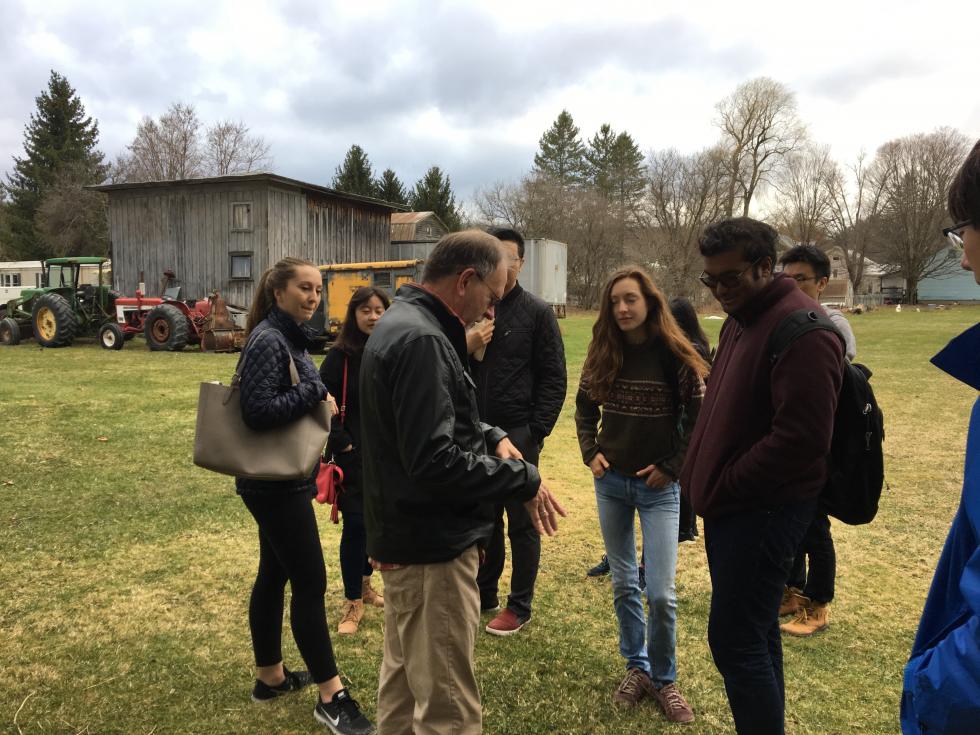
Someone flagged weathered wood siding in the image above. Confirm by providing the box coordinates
[106,179,391,308]
[306,193,390,264]
[108,182,267,306]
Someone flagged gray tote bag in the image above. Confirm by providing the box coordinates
[193,330,330,480]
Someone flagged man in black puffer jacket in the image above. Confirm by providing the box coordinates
[471,228,567,636]
[359,230,565,735]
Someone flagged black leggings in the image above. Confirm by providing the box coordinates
[242,490,339,684]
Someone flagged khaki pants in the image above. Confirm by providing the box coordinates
[377,546,482,735]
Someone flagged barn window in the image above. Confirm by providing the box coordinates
[374,271,392,288]
[232,202,252,231]
[230,253,253,280]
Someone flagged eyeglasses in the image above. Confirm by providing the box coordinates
[699,259,762,289]
[788,274,818,284]
[943,221,972,250]
[474,272,503,307]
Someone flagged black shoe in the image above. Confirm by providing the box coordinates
[638,566,647,591]
[314,688,375,735]
[251,665,312,702]
[678,530,696,543]
[587,555,610,577]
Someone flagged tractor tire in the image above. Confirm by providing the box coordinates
[99,322,125,350]
[144,304,190,351]
[32,293,78,347]
[0,317,20,346]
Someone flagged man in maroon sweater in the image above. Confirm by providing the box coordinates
[680,217,844,735]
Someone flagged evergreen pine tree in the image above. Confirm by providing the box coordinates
[375,168,409,206]
[585,123,618,196]
[608,131,647,214]
[409,166,462,230]
[532,109,586,189]
[332,144,378,197]
[3,71,107,259]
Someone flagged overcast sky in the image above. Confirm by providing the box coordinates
[2,0,979,211]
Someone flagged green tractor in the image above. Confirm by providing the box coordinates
[0,257,115,347]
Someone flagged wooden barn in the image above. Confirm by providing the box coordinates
[91,172,405,306]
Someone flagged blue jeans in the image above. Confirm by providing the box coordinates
[595,469,679,686]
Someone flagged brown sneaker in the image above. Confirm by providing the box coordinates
[362,575,384,608]
[779,586,806,617]
[337,599,364,635]
[652,682,695,724]
[781,602,830,637]
[612,668,652,706]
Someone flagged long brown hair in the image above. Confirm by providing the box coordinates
[581,267,709,403]
[333,286,391,355]
[246,257,318,335]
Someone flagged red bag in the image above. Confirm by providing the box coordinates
[314,355,349,524]
[315,459,344,523]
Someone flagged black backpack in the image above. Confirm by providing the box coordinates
[768,309,885,525]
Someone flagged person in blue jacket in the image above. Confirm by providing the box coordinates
[901,139,980,734]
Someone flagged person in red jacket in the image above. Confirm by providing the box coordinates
[680,217,844,735]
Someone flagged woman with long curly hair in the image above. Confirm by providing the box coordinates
[575,267,708,725]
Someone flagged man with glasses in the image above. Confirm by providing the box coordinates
[470,227,567,636]
[680,217,845,734]
[359,229,566,734]
[776,245,855,639]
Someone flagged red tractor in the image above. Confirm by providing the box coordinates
[100,271,246,352]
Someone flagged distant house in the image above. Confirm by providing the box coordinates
[91,172,405,307]
[389,211,449,260]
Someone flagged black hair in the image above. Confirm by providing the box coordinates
[698,216,778,268]
[779,244,831,281]
[949,139,980,224]
[333,286,391,355]
[489,227,526,259]
[421,229,503,283]
[668,297,710,358]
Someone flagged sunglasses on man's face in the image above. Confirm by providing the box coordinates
[698,259,762,290]
[943,220,972,250]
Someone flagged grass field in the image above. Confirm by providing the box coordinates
[1,306,977,734]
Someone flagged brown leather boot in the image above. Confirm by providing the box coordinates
[780,602,830,637]
[779,586,806,617]
[337,599,364,635]
[362,576,384,608]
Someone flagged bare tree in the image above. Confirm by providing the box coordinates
[35,163,109,257]
[204,120,272,175]
[824,152,886,292]
[565,188,623,309]
[869,127,970,302]
[715,77,807,217]
[120,102,204,181]
[770,144,836,246]
[643,146,728,303]
[117,103,272,182]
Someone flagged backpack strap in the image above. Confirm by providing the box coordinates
[767,309,845,364]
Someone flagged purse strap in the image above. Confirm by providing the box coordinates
[339,355,348,427]
[232,327,300,387]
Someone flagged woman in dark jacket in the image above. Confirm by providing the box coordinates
[668,297,712,543]
[237,257,374,735]
[319,286,390,636]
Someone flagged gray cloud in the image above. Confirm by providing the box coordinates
[805,56,930,101]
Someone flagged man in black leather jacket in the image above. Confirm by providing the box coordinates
[359,229,565,735]
[472,228,567,636]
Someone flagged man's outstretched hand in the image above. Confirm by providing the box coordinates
[524,482,568,537]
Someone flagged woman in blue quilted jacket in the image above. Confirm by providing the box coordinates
[237,257,374,735]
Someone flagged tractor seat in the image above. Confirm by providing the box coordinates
[163,286,182,300]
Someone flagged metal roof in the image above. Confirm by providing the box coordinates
[45,256,110,265]
[390,211,447,242]
[88,171,409,211]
